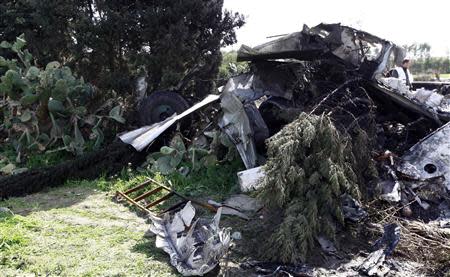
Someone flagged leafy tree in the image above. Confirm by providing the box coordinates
[258,113,361,263]
[0,0,245,97]
[402,43,450,75]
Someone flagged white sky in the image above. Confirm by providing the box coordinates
[223,0,450,57]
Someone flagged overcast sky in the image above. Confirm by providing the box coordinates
[223,0,450,56]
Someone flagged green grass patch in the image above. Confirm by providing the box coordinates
[65,158,244,204]
[0,186,177,276]
[0,142,244,275]
[0,214,39,252]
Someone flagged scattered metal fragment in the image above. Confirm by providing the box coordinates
[359,224,400,276]
[237,166,265,192]
[316,236,337,255]
[405,187,430,210]
[119,94,220,151]
[373,224,401,256]
[397,121,450,190]
[437,202,450,228]
[208,199,250,220]
[0,207,13,217]
[135,76,148,104]
[208,194,262,221]
[341,194,368,222]
[149,201,231,276]
[223,194,262,212]
[240,260,313,277]
[378,180,401,203]
[218,88,258,169]
[231,231,242,240]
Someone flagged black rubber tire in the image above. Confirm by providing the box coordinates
[138,91,190,126]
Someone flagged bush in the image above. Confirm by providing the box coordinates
[0,35,124,163]
[0,1,245,97]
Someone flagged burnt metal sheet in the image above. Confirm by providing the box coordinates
[148,201,230,276]
[397,121,450,190]
[237,166,265,192]
[222,65,297,101]
[369,82,445,124]
[218,89,257,169]
[119,94,220,151]
[237,23,393,70]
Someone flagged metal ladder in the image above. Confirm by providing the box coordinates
[116,178,216,215]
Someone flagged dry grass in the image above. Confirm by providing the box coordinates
[366,201,450,276]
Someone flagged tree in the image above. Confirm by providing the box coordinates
[218,50,249,83]
[403,43,431,60]
[402,43,450,75]
[0,0,245,97]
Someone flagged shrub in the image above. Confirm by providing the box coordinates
[0,35,124,163]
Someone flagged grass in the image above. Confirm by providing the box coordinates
[0,184,177,276]
[0,157,244,276]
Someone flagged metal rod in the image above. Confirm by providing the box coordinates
[134,186,164,202]
[116,191,151,213]
[146,192,175,208]
[147,178,218,212]
[266,33,289,39]
[123,179,153,195]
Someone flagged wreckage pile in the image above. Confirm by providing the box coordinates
[2,22,450,276]
[216,23,450,275]
[149,201,231,276]
[258,113,361,263]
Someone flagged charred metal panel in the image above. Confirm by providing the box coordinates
[237,23,393,70]
[119,94,220,151]
[218,89,258,169]
[397,122,450,190]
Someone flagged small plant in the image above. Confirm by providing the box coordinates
[144,131,238,176]
[0,35,125,164]
[145,134,218,175]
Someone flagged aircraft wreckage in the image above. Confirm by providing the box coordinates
[121,23,450,183]
[115,23,450,276]
[2,23,450,276]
